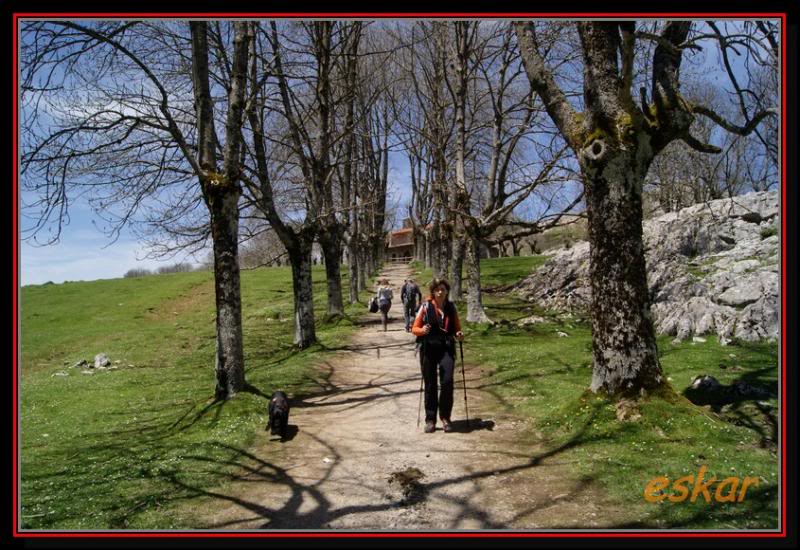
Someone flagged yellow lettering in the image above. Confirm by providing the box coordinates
[714,477,740,503]
[644,476,670,502]
[668,474,694,502]
[690,465,717,503]
[738,477,760,502]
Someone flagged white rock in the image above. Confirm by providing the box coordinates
[517,315,547,326]
[515,191,778,343]
[94,353,111,369]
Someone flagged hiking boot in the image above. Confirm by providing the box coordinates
[442,419,453,433]
[424,421,436,433]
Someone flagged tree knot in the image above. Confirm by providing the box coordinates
[582,138,607,163]
[202,170,231,190]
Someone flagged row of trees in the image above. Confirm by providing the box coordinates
[394,20,777,394]
[23,21,394,398]
[21,19,778,401]
[124,262,195,278]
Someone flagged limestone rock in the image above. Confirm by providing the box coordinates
[515,191,779,343]
[517,315,547,326]
[94,353,111,369]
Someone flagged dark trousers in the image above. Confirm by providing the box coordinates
[420,344,455,423]
[403,301,418,329]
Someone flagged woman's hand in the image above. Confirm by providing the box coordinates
[422,324,432,335]
[456,331,464,342]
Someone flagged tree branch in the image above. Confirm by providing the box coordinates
[691,104,778,136]
[513,21,582,151]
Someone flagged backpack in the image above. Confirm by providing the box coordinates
[415,300,454,352]
[403,283,419,306]
[368,297,379,313]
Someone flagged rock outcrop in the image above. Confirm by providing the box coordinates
[515,191,779,344]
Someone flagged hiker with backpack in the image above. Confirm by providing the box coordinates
[411,278,464,433]
[375,278,393,332]
[401,278,423,332]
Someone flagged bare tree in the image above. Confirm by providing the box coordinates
[399,22,455,279]
[445,22,579,322]
[21,20,252,399]
[645,79,777,212]
[241,21,379,346]
[514,20,777,396]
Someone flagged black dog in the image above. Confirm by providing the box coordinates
[267,391,290,438]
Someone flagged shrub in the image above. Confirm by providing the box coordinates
[123,268,152,278]
[760,225,778,240]
[156,262,194,275]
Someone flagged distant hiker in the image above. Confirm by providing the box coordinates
[411,278,464,433]
[401,278,423,332]
[376,278,393,332]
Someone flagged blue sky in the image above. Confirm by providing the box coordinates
[18,153,412,287]
[17,19,779,287]
[21,230,179,286]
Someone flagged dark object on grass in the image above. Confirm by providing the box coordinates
[267,391,290,437]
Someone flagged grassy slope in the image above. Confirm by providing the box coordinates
[20,267,374,529]
[20,257,780,529]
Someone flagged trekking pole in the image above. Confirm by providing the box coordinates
[459,340,469,428]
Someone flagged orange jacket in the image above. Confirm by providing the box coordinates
[411,297,461,337]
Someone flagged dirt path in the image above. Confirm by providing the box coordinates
[186,264,629,530]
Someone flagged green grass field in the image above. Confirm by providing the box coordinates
[20,256,780,529]
[469,257,780,529]
[20,266,375,529]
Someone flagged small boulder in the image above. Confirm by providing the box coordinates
[94,353,111,369]
[517,315,546,326]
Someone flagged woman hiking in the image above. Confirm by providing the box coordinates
[375,278,393,332]
[411,278,464,433]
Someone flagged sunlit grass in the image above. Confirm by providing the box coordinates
[20,266,375,529]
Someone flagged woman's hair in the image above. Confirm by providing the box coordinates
[429,277,451,295]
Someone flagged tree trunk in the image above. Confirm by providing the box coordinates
[584,153,663,395]
[319,228,345,317]
[430,221,442,277]
[208,189,245,400]
[416,232,427,263]
[191,20,249,401]
[288,236,317,349]
[465,236,492,323]
[449,236,465,301]
[440,223,451,280]
[357,247,367,292]
[426,230,435,273]
[347,239,359,303]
